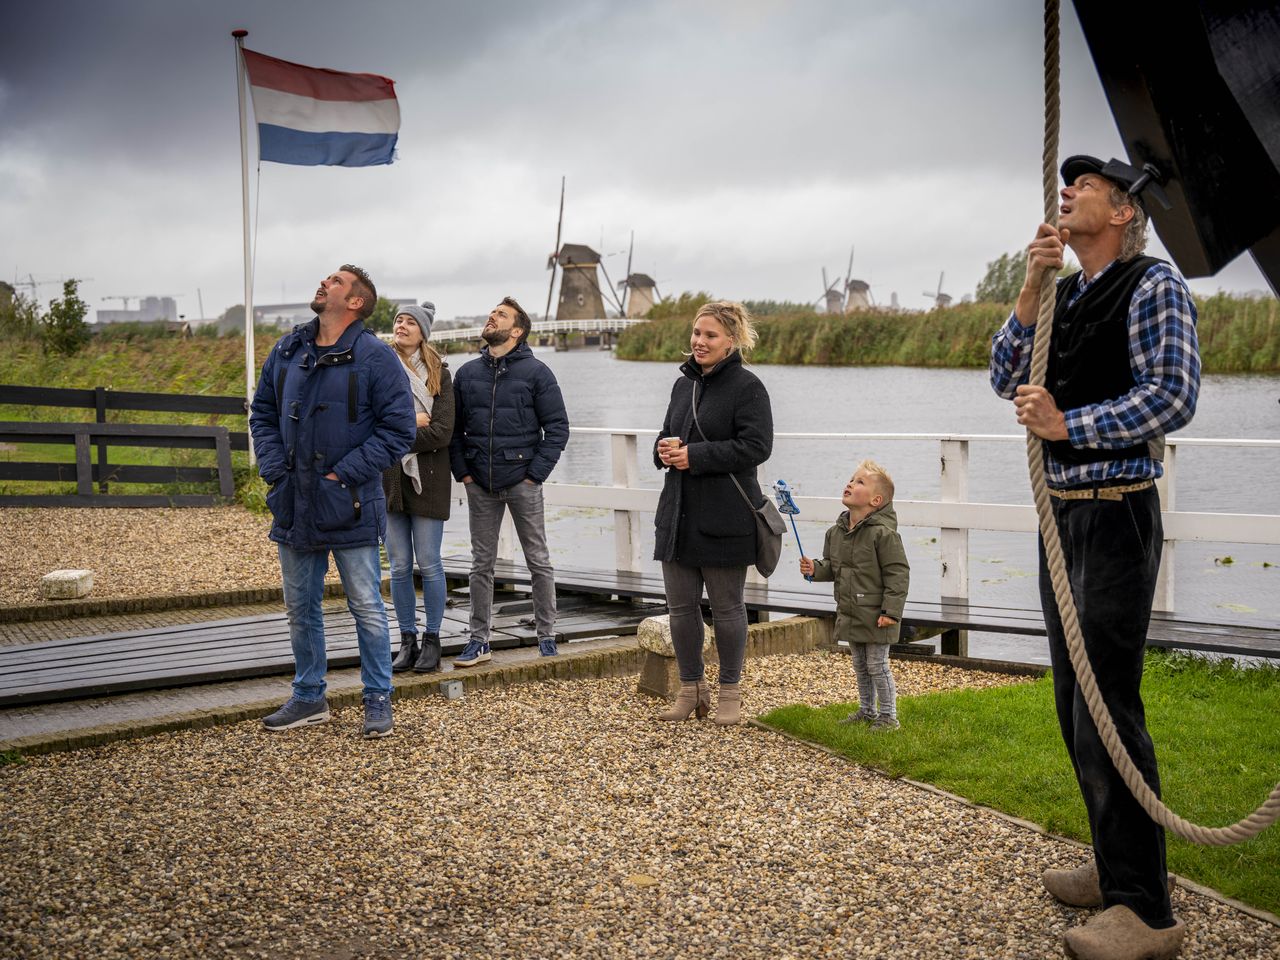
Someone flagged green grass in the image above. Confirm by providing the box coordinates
[759,650,1280,915]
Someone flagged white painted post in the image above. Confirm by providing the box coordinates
[1154,442,1175,612]
[611,432,643,572]
[939,439,969,656]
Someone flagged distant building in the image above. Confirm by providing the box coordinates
[253,298,416,329]
[96,296,179,324]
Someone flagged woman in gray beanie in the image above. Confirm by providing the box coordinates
[383,302,456,673]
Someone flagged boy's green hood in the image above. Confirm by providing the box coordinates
[836,501,899,533]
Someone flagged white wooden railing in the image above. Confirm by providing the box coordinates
[428,317,648,344]
[453,430,1280,614]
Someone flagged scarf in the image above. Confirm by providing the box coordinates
[400,351,435,495]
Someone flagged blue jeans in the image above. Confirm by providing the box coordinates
[465,480,556,643]
[278,543,392,701]
[384,510,446,636]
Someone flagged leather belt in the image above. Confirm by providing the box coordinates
[1048,479,1155,502]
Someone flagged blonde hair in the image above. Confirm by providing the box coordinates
[693,300,757,353]
[396,340,443,396]
[858,459,895,502]
[1108,183,1149,262]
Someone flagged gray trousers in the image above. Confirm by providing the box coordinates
[466,480,556,643]
[851,642,897,719]
[661,561,748,685]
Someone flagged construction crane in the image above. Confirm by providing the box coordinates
[13,275,94,296]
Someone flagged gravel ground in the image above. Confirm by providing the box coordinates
[0,507,318,607]
[2,653,1275,960]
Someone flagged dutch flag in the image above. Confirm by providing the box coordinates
[242,49,399,167]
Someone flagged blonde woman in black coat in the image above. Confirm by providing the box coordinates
[653,301,773,725]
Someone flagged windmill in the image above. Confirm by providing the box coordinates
[542,177,624,321]
[816,267,844,314]
[837,244,875,312]
[922,272,953,309]
[615,232,661,318]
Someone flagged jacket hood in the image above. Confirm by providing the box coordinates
[836,502,899,533]
[679,349,743,382]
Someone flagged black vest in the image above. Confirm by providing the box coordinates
[1045,256,1162,466]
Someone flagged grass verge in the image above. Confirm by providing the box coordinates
[759,650,1280,915]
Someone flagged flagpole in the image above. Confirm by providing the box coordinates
[232,29,256,466]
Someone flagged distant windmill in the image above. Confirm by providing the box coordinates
[616,232,661,318]
[845,279,873,310]
[839,245,874,312]
[542,177,624,321]
[816,267,844,314]
[922,272,953,309]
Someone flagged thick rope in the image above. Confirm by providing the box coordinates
[1030,0,1280,846]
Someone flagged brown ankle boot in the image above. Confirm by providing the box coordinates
[713,682,741,726]
[659,681,710,721]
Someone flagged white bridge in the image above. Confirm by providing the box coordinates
[470,429,1280,618]
[427,317,649,345]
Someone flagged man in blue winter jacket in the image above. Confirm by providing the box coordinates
[249,265,415,738]
[449,297,570,666]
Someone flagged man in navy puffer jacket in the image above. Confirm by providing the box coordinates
[449,297,569,666]
[250,264,415,739]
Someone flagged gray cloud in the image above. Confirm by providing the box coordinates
[0,0,1269,322]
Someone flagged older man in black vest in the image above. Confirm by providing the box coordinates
[990,156,1201,960]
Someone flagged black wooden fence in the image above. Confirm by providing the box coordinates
[0,385,247,507]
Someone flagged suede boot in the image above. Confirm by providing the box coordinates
[713,682,741,726]
[413,634,441,673]
[1063,905,1185,960]
[391,633,419,673]
[1044,860,1175,908]
[659,680,711,721]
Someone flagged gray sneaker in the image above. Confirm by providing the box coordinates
[263,696,330,732]
[839,708,877,725]
[362,694,393,739]
[870,715,900,732]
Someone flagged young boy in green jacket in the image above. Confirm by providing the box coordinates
[800,460,911,730]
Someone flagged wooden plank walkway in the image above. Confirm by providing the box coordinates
[444,556,1280,661]
[0,594,664,707]
[3,556,1274,708]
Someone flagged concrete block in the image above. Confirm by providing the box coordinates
[438,679,464,700]
[40,569,93,600]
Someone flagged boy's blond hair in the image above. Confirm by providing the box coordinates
[858,459,895,502]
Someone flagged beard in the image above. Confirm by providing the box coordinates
[309,297,323,314]
[481,327,513,347]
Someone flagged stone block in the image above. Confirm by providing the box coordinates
[40,569,93,600]
[438,679,464,700]
[636,614,714,658]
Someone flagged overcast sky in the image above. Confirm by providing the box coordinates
[1,0,1270,322]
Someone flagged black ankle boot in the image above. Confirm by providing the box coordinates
[392,632,420,672]
[413,633,441,673]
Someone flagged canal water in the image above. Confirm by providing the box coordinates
[438,346,1280,664]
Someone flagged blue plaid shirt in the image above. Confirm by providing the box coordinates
[989,259,1201,487]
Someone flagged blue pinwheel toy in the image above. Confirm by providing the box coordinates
[773,479,811,581]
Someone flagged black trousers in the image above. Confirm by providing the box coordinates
[1038,486,1173,927]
